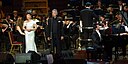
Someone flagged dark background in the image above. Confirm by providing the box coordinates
[1,0,128,13]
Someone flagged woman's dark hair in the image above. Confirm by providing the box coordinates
[24,13,32,20]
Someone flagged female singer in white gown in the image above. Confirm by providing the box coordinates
[23,13,37,53]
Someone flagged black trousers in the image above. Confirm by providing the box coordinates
[118,36,127,57]
[81,29,93,39]
[1,32,10,52]
[103,38,113,61]
[63,35,71,50]
[51,34,61,55]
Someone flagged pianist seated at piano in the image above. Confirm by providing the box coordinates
[110,13,128,59]
[91,23,104,60]
[99,15,109,30]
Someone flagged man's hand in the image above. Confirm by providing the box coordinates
[61,36,64,40]
[47,37,51,41]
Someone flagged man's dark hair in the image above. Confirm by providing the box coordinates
[85,2,91,7]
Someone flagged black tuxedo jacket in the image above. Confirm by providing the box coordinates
[91,30,102,45]
[80,8,98,27]
[47,17,64,38]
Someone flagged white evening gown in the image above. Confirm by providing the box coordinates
[24,20,37,53]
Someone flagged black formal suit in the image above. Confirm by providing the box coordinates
[121,10,128,26]
[2,19,12,51]
[80,8,98,27]
[11,15,18,21]
[80,8,98,39]
[91,29,103,59]
[63,24,71,50]
[70,22,79,49]
[91,30,102,48]
[47,17,64,55]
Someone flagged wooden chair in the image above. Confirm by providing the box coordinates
[8,32,23,53]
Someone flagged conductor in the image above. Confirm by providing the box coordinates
[80,2,98,39]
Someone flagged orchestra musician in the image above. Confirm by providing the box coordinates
[117,0,124,11]
[106,6,115,23]
[120,6,128,26]
[103,12,128,61]
[112,13,128,59]
[94,0,105,16]
[2,14,13,32]
[63,20,72,50]
[11,10,18,22]
[1,14,13,51]
[91,23,103,61]
[99,15,109,29]
[16,15,25,35]
[0,20,8,52]
[70,21,79,49]
[16,15,25,52]
[11,10,18,33]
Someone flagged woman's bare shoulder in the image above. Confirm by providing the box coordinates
[24,20,28,23]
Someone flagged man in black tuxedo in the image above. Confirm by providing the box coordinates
[91,24,103,60]
[80,2,98,39]
[47,9,64,56]
[91,24,102,48]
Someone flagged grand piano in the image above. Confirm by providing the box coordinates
[102,26,128,61]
